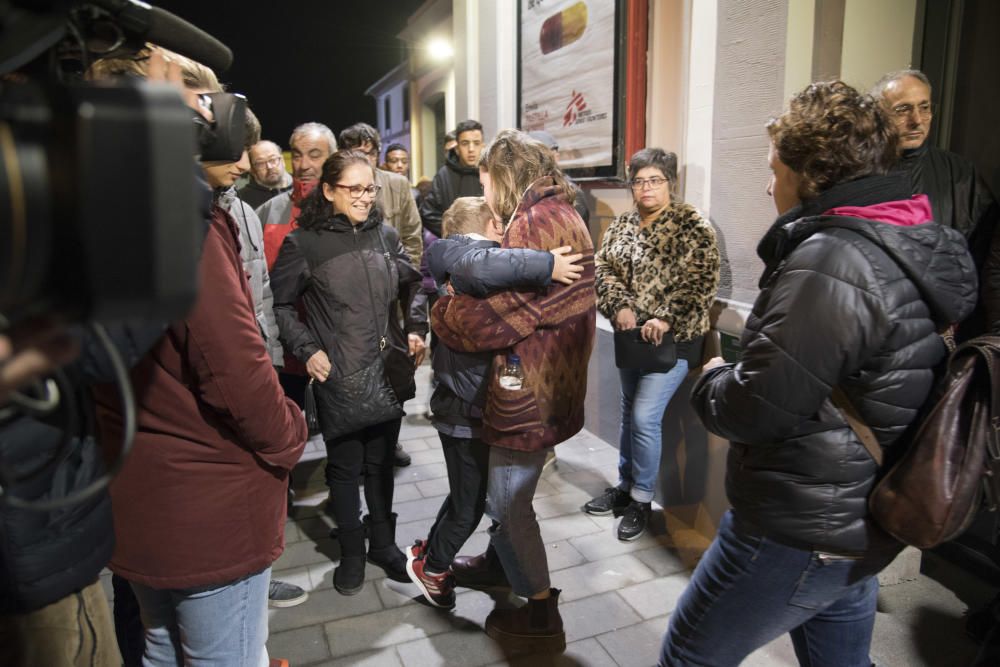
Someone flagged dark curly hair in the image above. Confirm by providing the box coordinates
[297,150,375,231]
[766,81,898,200]
[338,122,381,154]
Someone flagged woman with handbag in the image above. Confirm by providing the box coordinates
[658,82,978,666]
[270,150,427,596]
[583,148,720,541]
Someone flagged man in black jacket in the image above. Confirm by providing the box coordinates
[419,120,486,237]
[238,139,292,209]
[873,69,1000,332]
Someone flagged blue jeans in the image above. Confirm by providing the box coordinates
[618,360,689,503]
[485,446,549,597]
[660,511,879,667]
[129,567,271,667]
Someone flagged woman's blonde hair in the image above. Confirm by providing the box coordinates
[479,129,576,221]
[87,45,222,93]
[442,197,493,238]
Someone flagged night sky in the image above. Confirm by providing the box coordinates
[157,0,426,147]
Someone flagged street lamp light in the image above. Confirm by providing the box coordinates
[427,38,453,61]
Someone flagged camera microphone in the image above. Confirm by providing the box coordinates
[139,5,234,73]
[89,0,234,72]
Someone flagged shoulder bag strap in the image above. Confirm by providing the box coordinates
[830,386,883,467]
[356,226,390,352]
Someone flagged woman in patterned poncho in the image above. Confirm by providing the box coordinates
[582,148,720,541]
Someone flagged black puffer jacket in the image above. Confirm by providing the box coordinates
[419,152,483,238]
[270,212,426,412]
[692,174,978,555]
[0,321,165,612]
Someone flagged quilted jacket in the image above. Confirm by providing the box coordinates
[691,173,978,555]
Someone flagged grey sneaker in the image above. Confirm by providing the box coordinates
[268,580,308,608]
[617,501,651,541]
[583,487,630,516]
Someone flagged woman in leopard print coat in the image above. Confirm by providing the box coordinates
[583,148,720,541]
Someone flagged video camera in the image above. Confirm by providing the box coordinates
[0,0,247,327]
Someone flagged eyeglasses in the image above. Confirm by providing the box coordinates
[252,156,283,169]
[890,103,933,119]
[629,177,668,190]
[333,183,381,199]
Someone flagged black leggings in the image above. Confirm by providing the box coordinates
[324,418,402,530]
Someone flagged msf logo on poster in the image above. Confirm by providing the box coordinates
[563,90,587,126]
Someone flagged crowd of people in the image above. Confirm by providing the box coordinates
[1,36,998,667]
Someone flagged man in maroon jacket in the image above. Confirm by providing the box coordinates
[93,50,307,667]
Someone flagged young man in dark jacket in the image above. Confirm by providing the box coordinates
[419,120,486,238]
[406,197,582,608]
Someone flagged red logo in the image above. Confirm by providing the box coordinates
[563,90,587,127]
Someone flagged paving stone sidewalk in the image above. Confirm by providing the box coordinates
[103,365,991,666]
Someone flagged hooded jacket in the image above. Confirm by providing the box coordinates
[269,211,427,433]
[217,187,283,366]
[95,205,307,589]
[691,174,978,556]
[419,151,483,238]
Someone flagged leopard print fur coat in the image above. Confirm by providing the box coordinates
[595,202,720,342]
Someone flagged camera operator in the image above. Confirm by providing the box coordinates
[89,47,307,666]
[0,36,217,664]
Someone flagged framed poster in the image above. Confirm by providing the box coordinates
[518,0,628,180]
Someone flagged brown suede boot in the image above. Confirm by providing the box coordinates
[485,588,565,654]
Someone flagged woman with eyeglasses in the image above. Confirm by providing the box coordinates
[270,150,427,595]
[583,148,720,542]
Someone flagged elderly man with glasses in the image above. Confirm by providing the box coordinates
[238,140,293,209]
[873,69,999,333]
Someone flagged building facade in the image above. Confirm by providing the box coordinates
[372,0,999,560]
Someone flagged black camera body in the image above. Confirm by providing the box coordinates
[0,0,241,327]
[1,77,204,324]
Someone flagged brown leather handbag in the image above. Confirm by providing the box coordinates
[832,334,1000,549]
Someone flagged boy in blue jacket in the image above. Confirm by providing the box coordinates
[405,197,582,608]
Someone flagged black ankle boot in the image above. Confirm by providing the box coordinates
[334,525,366,596]
[366,513,409,583]
[485,588,565,654]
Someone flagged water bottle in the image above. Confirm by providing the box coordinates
[499,354,524,390]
